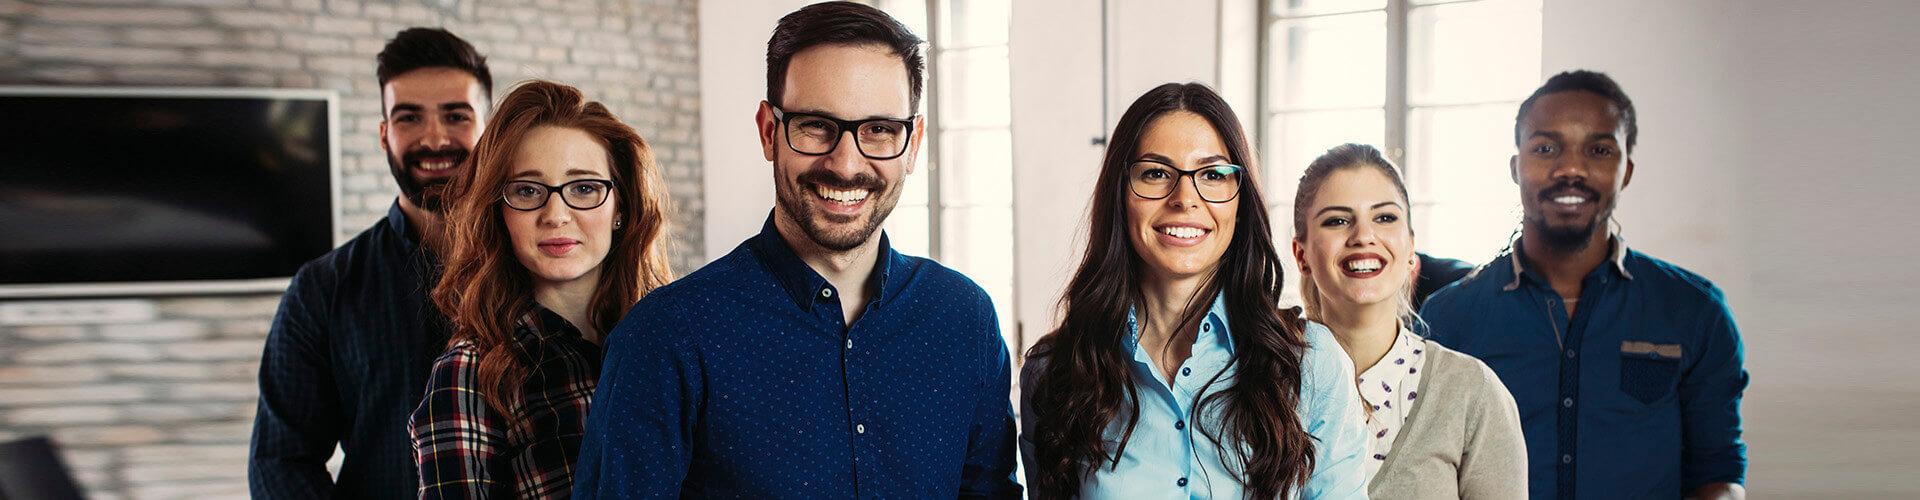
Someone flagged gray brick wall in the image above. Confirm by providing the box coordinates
[0,1,702,498]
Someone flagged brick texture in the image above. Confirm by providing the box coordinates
[0,1,703,498]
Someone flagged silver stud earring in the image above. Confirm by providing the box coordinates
[614,219,624,229]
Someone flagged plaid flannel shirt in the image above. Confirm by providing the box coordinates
[410,305,602,499]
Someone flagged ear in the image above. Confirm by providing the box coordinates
[1508,154,1520,184]
[1291,239,1309,277]
[903,115,927,176]
[378,119,391,155]
[756,101,779,162]
[1621,157,1635,191]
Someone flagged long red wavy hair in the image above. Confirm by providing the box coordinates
[432,80,674,421]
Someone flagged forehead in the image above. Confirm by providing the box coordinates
[1313,167,1405,208]
[1521,91,1626,138]
[382,67,485,108]
[781,43,912,118]
[1136,111,1227,160]
[514,126,610,176]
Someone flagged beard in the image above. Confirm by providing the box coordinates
[775,167,900,252]
[1527,180,1609,253]
[386,145,470,213]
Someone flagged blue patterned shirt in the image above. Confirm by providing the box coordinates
[1421,236,1748,499]
[573,216,1021,498]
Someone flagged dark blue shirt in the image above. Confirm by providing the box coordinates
[574,217,1021,499]
[250,202,451,499]
[1420,237,1748,499]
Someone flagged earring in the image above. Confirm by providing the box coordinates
[614,218,624,229]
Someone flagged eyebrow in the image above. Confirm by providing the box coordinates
[511,168,605,180]
[787,107,909,121]
[1135,153,1232,165]
[388,102,476,116]
[1312,201,1403,219]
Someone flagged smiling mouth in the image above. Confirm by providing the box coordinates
[1157,226,1209,239]
[1552,194,1588,206]
[813,184,871,206]
[1339,253,1387,278]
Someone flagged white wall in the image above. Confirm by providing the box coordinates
[1544,0,1920,495]
[699,0,818,260]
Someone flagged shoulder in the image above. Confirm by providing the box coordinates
[427,340,483,376]
[898,252,994,304]
[1299,320,1357,394]
[1421,341,1514,407]
[1424,255,1507,308]
[1625,250,1728,307]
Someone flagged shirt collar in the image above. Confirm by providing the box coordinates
[1503,230,1636,291]
[382,201,418,248]
[518,301,583,342]
[1123,291,1235,360]
[745,212,903,312]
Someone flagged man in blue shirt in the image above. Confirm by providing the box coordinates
[573,2,1021,498]
[1421,70,1748,500]
[249,28,492,498]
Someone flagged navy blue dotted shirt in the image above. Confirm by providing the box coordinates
[574,216,1022,499]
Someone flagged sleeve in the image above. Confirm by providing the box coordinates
[1679,297,1749,490]
[1456,358,1528,499]
[572,297,703,498]
[1301,329,1371,499]
[1016,356,1045,496]
[411,345,512,499]
[959,302,1022,499]
[248,270,339,499]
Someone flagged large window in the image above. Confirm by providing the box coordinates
[1260,0,1541,264]
[880,0,1019,344]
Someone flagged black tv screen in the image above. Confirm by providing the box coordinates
[0,87,337,297]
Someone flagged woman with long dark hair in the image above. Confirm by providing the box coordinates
[1291,144,1524,497]
[408,80,673,498]
[1019,83,1368,498]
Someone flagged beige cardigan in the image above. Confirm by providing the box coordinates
[1368,340,1528,499]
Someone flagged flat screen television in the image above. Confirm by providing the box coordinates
[0,87,339,298]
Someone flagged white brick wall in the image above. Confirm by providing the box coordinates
[0,0,703,498]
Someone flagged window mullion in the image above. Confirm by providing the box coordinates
[1385,0,1410,165]
[923,0,944,260]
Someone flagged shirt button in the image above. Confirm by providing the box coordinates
[1561,454,1573,464]
[1181,367,1191,376]
[1565,349,1577,359]
[820,288,833,299]
[1176,477,1188,487]
[1174,420,1185,430]
[845,338,853,349]
[1201,323,1211,332]
[1562,397,1574,408]
[855,424,866,434]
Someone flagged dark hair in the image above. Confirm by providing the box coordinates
[765,1,925,110]
[1291,144,1417,330]
[1514,69,1636,151]
[376,27,493,102]
[1025,83,1315,499]
[434,80,673,428]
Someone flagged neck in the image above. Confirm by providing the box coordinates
[1318,296,1401,374]
[1519,226,1612,296]
[396,196,447,256]
[773,208,883,324]
[533,272,601,343]
[1137,270,1210,347]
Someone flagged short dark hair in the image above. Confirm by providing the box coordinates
[765,1,925,111]
[376,27,493,102]
[1514,70,1636,151]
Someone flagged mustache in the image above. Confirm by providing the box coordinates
[1537,180,1598,201]
[796,170,885,191]
[401,146,469,168]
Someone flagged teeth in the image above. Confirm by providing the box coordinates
[814,185,870,204]
[1553,195,1586,205]
[1158,226,1206,239]
[420,160,453,171]
[1345,258,1383,273]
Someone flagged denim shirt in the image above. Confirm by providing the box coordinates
[1020,294,1370,499]
[1421,236,1748,499]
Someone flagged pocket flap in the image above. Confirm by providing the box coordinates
[1620,341,1682,359]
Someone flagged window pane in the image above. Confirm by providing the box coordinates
[1408,0,1542,106]
[942,0,1010,47]
[1407,104,1521,262]
[1267,12,1386,111]
[1266,108,1386,203]
[937,46,1012,128]
[938,129,1013,207]
[1272,0,1385,18]
[882,0,930,40]
[885,203,932,258]
[940,206,1016,337]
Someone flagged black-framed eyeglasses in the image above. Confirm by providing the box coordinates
[1128,160,1245,203]
[770,105,917,160]
[501,179,615,211]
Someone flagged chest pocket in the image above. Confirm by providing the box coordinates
[1618,341,1681,404]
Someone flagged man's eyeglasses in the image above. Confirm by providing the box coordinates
[770,106,916,160]
[1128,160,1244,203]
[501,179,615,211]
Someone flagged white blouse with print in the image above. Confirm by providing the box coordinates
[1357,326,1427,481]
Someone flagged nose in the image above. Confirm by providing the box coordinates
[420,116,453,150]
[1348,217,1379,247]
[537,192,573,227]
[1164,172,1203,210]
[1549,153,1588,183]
[822,129,868,179]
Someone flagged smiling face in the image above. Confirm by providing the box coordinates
[1512,90,1634,252]
[502,126,618,291]
[1294,167,1416,311]
[380,67,488,212]
[758,43,923,252]
[1124,111,1239,283]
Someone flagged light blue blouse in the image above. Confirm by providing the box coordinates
[1019,294,1370,499]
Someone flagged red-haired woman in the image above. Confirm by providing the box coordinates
[409,80,673,498]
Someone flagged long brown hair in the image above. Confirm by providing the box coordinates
[432,80,674,423]
[1291,143,1417,327]
[1025,83,1315,498]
